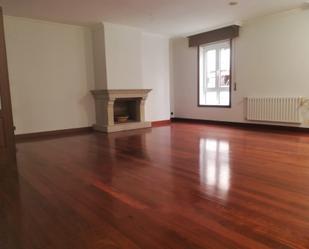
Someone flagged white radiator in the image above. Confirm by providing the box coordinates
[246,97,302,124]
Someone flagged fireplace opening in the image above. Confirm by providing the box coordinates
[113,98,141,124]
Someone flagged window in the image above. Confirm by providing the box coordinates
[199,40,231,107]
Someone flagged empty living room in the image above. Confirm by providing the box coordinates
[1,0,309,248]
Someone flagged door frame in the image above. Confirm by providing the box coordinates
[0,7,16,165]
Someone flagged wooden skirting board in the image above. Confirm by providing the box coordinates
[171,117,309,133]
[15,127,93,142]
[16,117,307,142]
[15,121,172,142]
[151,120,171,127]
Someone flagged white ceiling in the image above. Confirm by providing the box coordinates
[0,0,304,36]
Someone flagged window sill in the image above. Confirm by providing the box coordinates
[198,104,231,108]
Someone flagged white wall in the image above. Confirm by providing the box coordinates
[93,22,171,122]
[171,8,309,127]
[4,17,171,135]
[142,33,170,121]
[104,22,143,90]
[4,16,95,134]
[92,24,108,89]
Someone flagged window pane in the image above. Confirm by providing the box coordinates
[220,48,230,88]
[199,41,231,107]
[199,47,206,105]
[220,72,230,87]
[206,50,216,72]
[219,91,230,106]
[206,92,218,105]
[220,48,230,71]
[206,50,216,88]
[199,86,206,105]
[207,74,216,88]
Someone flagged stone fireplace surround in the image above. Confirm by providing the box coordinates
[91,89,152,133]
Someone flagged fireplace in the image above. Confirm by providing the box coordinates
[114,99,140,123]
[91,89,151,133]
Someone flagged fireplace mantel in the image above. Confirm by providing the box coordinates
[91,89,152,133]
[91,89,151,100]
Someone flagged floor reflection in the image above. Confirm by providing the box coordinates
[199,138,231,200]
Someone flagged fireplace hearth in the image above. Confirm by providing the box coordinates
[91,89,152,133]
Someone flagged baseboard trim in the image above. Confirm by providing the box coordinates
[171,117,309,133]
[151,120,171,127]
[15,127,93,142]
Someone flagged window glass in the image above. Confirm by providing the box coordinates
[199,40,231,107]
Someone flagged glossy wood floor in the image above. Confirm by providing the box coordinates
[1,122,309,249]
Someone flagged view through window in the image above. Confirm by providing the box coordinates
[199,40,231,107]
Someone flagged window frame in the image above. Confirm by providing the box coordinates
[197,39,233,108]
